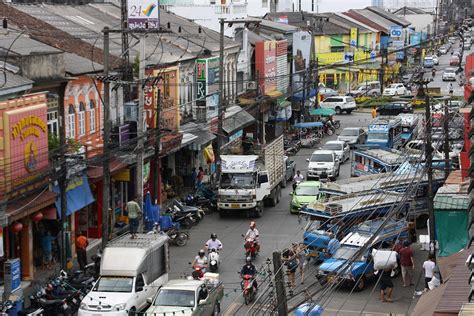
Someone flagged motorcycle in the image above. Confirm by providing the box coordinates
[244,238,257,259]
[0,300,13,316]
[166,207,196,228]
[171,199,205,223]
[191,266,205,280]
[208,249,220,272]
[240,274,257,305]
[184,194,215,214]
[167,226,189,246]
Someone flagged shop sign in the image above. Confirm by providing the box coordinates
[350,28,358,47]
[5,258,21,292]
[317,51,369,65]
[390,25,403,38]
[0,228,3,257]
[196,57,220,99]
[113,169,131,182]
[150,67,180,130]
[276,40,288,94]
[228,129,243,143]
[255,40,277,95]
[6,104,48,183]
[127,0,159,30]
[392,40,405,60]
[292,31,311,94]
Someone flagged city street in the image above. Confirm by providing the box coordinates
[168,112,427,316]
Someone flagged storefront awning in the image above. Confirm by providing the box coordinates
[181,133,198,147]
[53,175,95,218]
[87,160,128,180]
[181,122,216,151]
[223,109,255,136]
[265,90,283,98]
[6,190,58,224]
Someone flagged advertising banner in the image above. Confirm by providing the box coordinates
[292,31,311,94]
[390,25,403,38]
[152,67,180,130]
[276,40,288,94]
[350,28,359,47]
[392,40,405,60]
[255,41,277,95]
[196,57,220,120]
[128,0,160,30]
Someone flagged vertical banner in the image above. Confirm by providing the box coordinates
[255,41,277,95]
[196,57,220,120]
[276,40,288,94]
[292,31,311,96]
[350,28,359,47]
[0,228,3,257]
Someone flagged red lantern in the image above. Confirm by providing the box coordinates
[11,222,23,233]
[31,212,43,222]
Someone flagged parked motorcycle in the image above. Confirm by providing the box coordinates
[208,249,220,272]
[0,300,13,316]
[166,206,196,228]
[183,194,215,214]
[171,199,205,223]
[240,274,257,305]
[167,226,189,247]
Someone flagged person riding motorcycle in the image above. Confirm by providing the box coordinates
[241,257,258,290]
[432,68,436,77]
[205,233,223,252]
[244,222,260,253]
[192,249,208,272]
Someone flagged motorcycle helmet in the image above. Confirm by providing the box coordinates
[246,257,252,263]
[198,249,205,256]
[211,233,217,240]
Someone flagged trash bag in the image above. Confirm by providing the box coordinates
[372,249,398,271]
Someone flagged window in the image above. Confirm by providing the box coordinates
[135,274,145,292]
[78,102,86,137]
[68,104,75,139]
[47,111,59,137]
[89,100,96,133]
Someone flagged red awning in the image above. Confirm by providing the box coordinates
[6,190,58,224]
[87,160,128,180]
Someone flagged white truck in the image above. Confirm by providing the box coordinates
[218,135,285,217]
[79,234,169,316]
[145,274,224,316]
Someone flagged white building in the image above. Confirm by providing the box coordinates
[392,7,434,34]
[376,0,436,11]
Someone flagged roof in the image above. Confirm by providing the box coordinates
[0,70,34,96]
[343,10,389,34]
[6,190,58,224]
[258,19,300,34]
[365,6,411,27]
[333,12,379,33]
[223,107,255,135]
[318,13,371,33]
[392,6,430,15]
[354,147,404,164]
[63,52,103,75]
[315,192,403,214]
[264,12,349,35]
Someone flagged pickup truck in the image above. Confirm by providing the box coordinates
[146,275,224,316]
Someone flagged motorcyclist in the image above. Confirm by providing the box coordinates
[192,249,208,272]
[205,233,223,252]
[293,170,304,190]
[432,68,436,77]
[244,222,260,253]
[241,257,258,290]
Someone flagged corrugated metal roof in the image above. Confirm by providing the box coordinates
[319,13,371,33]
[392,6,430,15]
[352,9,399,31]
[63,53,103,75]
[365,6,411,27]
[258,19,300,33]
[264,12,349,35]
[0,71,33,95]
[0,33,61,56]
[343,10,389,33]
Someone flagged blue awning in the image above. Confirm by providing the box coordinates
[53,175,95,218]
[293,122,324,128]
[290,88,317,101]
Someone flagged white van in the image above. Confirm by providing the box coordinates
[79,234,169,316]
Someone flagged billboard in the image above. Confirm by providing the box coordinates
[128,0,160,30]
[350,28,359,47]
[196,57,220,120]
[292,31,311,95]
[255,41,277,95]
[276,40,288,94]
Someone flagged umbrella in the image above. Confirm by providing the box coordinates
[310,108,336,116]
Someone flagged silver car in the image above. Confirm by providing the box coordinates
[322,140,350,163]
[442,67,457,81]
[337,127,366,147]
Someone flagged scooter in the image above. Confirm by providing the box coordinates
[0,300,13,316]
[208,249,220,272]
[191,266,205,280]
[240,274,257,305]
[167,226,189,247]
[244,238,257,259]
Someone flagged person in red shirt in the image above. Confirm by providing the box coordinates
[76,233,89,271]
[399,240,415,287]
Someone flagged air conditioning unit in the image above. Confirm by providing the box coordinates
[246,81,257,90]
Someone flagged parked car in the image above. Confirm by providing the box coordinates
[322,140,350,163]
[401,73,413,86]
[319,96,357,114]
[438,46,448,54]
[306,150,341,180]
[423,56,434,68]
[347,81,381,97]
[464,41,472,50]
[290,181,322,214]
[382,83,407,96]
[319,87,338,100]
[442,67,457,81]
[376,101,413,116]
[450,55,460,66]
[337,127,366,147]
[431,55,439,65]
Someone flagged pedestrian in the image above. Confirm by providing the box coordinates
[196,167,205,188]
[293,170,304,190]
[191,167,197,189]
[283,244,299,288]
[399,240,415,287]
[448,82,454,95]
[327,233,341,257]
[423,254,436,291]
[126,196,143,239]
[371,106,377,119]
[41,231,54,269]
[379,265,394,303]
[296,243,309,285]
[76,232,89,271]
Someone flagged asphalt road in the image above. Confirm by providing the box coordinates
[168,112,428,316]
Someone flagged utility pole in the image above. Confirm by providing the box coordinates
[314,58,319,108]
[136,35,146,222]
[444,99,450,179]
[102,27,111,249]
[424,91,436,261]
[218,18,225,154]
[152,89,162,204]
[379,49,385,95]
[58,83,68,270]
[273,251,288,316]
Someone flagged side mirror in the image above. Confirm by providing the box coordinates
[136,286,144,292]
[199,299,207,306]
[306,158,310,162]
[146,297,153,304]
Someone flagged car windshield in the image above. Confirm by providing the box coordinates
[346,97,355,102]
[368,132,388,140]
[219,173,255,189]
[295,185,320,196]
[323,143,342,150]
[387,84,398,89]
[333,246,360,260]
[445,69,456,74]
[310,153,333,162]
[93,277,133,293]
[341,129,359,136]
[154,289,195,307]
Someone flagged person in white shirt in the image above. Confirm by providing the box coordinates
[244,222,260,253]
[205,233,223,252]
[423,254,436,291]
[192,249,208,272]
[293,170,305,190]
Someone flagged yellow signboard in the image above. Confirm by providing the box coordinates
[350,28,358,47]
[317,51,370,65]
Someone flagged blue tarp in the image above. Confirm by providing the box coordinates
[293,303,324,315]
[293,122,324,128]
[53,175,95,218]
[144,192,160,231]
[290,88,317,101]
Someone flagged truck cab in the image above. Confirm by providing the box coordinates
[146,276,224,316]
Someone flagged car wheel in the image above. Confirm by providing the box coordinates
[128,307,136,316]
[354,276,366,292]
[335,107,342,115]
[346,110,353,114]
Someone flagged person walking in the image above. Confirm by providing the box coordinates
[41,231,54,269]
[379,265,394,302]
[423,254,436,291]
[191,167,197,190]
[283,245,299,288]
[448,82,454,96]
[371,106,377,119]
[399,241,415,287]
[126,196,143,239]
[76,233,89,271]
[296,243,309,285]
